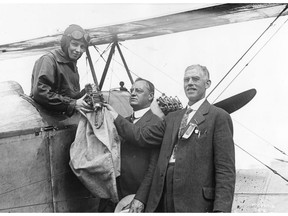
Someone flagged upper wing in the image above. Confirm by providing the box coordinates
[0,3,287,59]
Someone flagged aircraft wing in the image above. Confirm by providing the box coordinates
[0,3,287,60]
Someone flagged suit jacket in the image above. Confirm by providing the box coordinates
[114,100,235,212]
[117,109,161,205]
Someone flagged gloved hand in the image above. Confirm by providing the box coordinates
[75,94,94,116]
[84,83,105,110]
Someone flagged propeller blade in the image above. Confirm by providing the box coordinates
[213,88,256,114]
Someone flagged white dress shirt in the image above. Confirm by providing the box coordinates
[185,97,206,123]
[132,107,150,123]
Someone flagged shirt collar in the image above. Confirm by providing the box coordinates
[133,107,150,119]
[186,97,206,111]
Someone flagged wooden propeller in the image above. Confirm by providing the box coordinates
[213,88,257,114]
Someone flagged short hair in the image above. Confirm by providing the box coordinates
[185,64,210,80]
[134,77,155,95]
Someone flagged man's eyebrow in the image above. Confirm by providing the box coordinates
[184,76,200,79]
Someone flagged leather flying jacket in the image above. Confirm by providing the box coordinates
[30,49,85,116]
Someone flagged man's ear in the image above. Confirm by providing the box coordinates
[149,92,154,102]
[206,80,211,89]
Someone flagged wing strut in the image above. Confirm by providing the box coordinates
[98,41,134,90]
[86,47,99,87]
[116,43,134,85]
[99,42,116,90]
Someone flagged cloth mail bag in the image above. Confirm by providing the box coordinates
[69,108,121,203]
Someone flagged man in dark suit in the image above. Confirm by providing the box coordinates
[105,64,235,212]
[98,78,161,212]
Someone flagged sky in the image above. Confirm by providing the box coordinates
[1,2,288,174]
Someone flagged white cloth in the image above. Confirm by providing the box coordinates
[69,107,121,203]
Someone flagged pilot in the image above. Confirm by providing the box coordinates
[30,24,93,116]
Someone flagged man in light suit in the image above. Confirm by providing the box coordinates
[105,64,235,212]
[99,78,161,212]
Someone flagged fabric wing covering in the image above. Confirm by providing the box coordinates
[69,107,121,203]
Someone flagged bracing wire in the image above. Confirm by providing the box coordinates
[120,43,182,87]
[95,43,165,95]
[92,43,136,79]
[214,14,288,176]
[82,43,111,84]
[235,143,288,183]
[212,14,288,104]
[234,119,288,157]
[212,5,288,177]
[92,43,112,63]
[207,4,288,100]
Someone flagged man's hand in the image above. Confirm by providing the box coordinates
[103,103,118,120]
[75,94,94,115]
[128,199,144,213]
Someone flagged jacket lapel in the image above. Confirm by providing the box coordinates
[179,100,210,136]
[191,100,210,126]
[135,109,153,126]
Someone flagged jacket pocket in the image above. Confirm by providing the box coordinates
[202,187,215,200]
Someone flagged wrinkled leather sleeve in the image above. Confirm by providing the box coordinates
[31,55,77,116]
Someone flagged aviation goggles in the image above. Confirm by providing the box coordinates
[66,30,90,44]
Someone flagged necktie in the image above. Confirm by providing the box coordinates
[169,108,193,163]
[178,108,193,138]
[130,113,139,123]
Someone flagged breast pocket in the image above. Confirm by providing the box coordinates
[202,187,215,200]
[195,126,208,140]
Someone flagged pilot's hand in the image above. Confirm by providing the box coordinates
[103,103,118,119]
[75,94,93,115]
[128,199,144,213]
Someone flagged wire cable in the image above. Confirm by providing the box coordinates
[234,118,288,157]
[99,43,166,95]
[235,143,288,183]
[212,14,288,103]
[120,43,182,87]
[207,4,288,100]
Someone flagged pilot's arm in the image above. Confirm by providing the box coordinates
[31,55,91,116]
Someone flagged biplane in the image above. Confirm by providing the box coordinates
[1,3,288,212]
